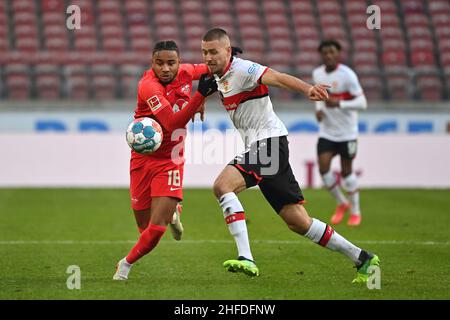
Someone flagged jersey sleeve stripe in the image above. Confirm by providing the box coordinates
[329,91,355,100]
[222,84,269,110]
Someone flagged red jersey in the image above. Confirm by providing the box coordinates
[133,63,208,161]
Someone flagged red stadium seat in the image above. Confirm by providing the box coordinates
[15,38,39,52]
[91,64,117,100]
[404,14,429,27]
[409,39,434,51]
[289,0,313,14]
[207,1,230,14]
[385,71,412,100]
[316,1,340,14]
[46,37,69,52]
[353,39,377,52]
[124,0,148,14]
[382,51,407,67]
[370,0,397,13]
[411,51,436,67]
[103,38,126,52]
[74,38,97,52]
[380,26,404,40]
[431,13,450,29]
[382,38,406,51]
[320,14,343,28]
[153,0,176,14]
[440,52,450,72]
[120,64,145,99]
[347,13,370,28]
[35,64,61,100]
[352,52,378,73]
[235,0,259,14]
[358,74,384,100]
[428,0,450,13]
[263,0,286,15]
[416,73,443,101]
[294,52,321,74]
[11,0,35,13]
[5,64,32,99]
[407,26,433,40]
[345,0,367,13]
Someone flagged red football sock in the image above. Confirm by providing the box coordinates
[137,226,145,234]
[126,224,167,264]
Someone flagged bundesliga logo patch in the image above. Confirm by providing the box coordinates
[147,95,162,112]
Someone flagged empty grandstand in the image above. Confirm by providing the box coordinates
[0,0,449,101]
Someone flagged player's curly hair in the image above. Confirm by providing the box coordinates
[152,40,179,55]
[318,40,342,52]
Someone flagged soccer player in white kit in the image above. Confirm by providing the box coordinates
[201,28,379,283]
[313,40,368,226]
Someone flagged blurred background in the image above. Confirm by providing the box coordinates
[0,0,449,102]
[0,0,449,187]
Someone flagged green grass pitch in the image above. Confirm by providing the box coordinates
[0,188,449,300]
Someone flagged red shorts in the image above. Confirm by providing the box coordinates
[130,156,184,211]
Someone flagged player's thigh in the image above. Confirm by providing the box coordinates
[150,196,179,226]
[129,158,153,211]
[340,157,354,177]
[338,140,357,176]
[213,165,247,198]
[317,138,337,174]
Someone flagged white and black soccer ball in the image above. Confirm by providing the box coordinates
[126,117,163,154]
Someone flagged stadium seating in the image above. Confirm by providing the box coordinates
[0,0,448,101]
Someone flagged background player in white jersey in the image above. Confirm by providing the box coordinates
[313,40,368,226]
[201,28,379,284]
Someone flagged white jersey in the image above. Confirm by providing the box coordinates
[214,57,288,147]
[312,64,365,142]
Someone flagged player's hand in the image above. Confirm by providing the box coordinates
[325,97,340,108]
[308,84,330,101]
[197,73,218,97]
[192,101,205,122]
[315,110,324,122]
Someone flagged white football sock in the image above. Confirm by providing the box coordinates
[343,173,361,215]
[304,218,362,264]
[219,192,254,261]
[321,171,348,205]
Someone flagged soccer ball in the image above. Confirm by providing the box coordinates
[126,117,163,154]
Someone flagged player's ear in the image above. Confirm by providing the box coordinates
[225,46,232,57]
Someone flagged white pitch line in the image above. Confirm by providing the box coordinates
[0,240,448,245]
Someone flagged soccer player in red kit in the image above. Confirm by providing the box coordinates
[113,41,217,280]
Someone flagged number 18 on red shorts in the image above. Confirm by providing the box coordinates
[130,156,184,211]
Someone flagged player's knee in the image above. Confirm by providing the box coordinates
[319,164,331,175]
[341,170,352,178]
[286,221,310,235]
[213,178,227,198]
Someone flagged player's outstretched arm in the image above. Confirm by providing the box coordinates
[339,94,368,110]
[151,74,217,131]
[260,68,330,101]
